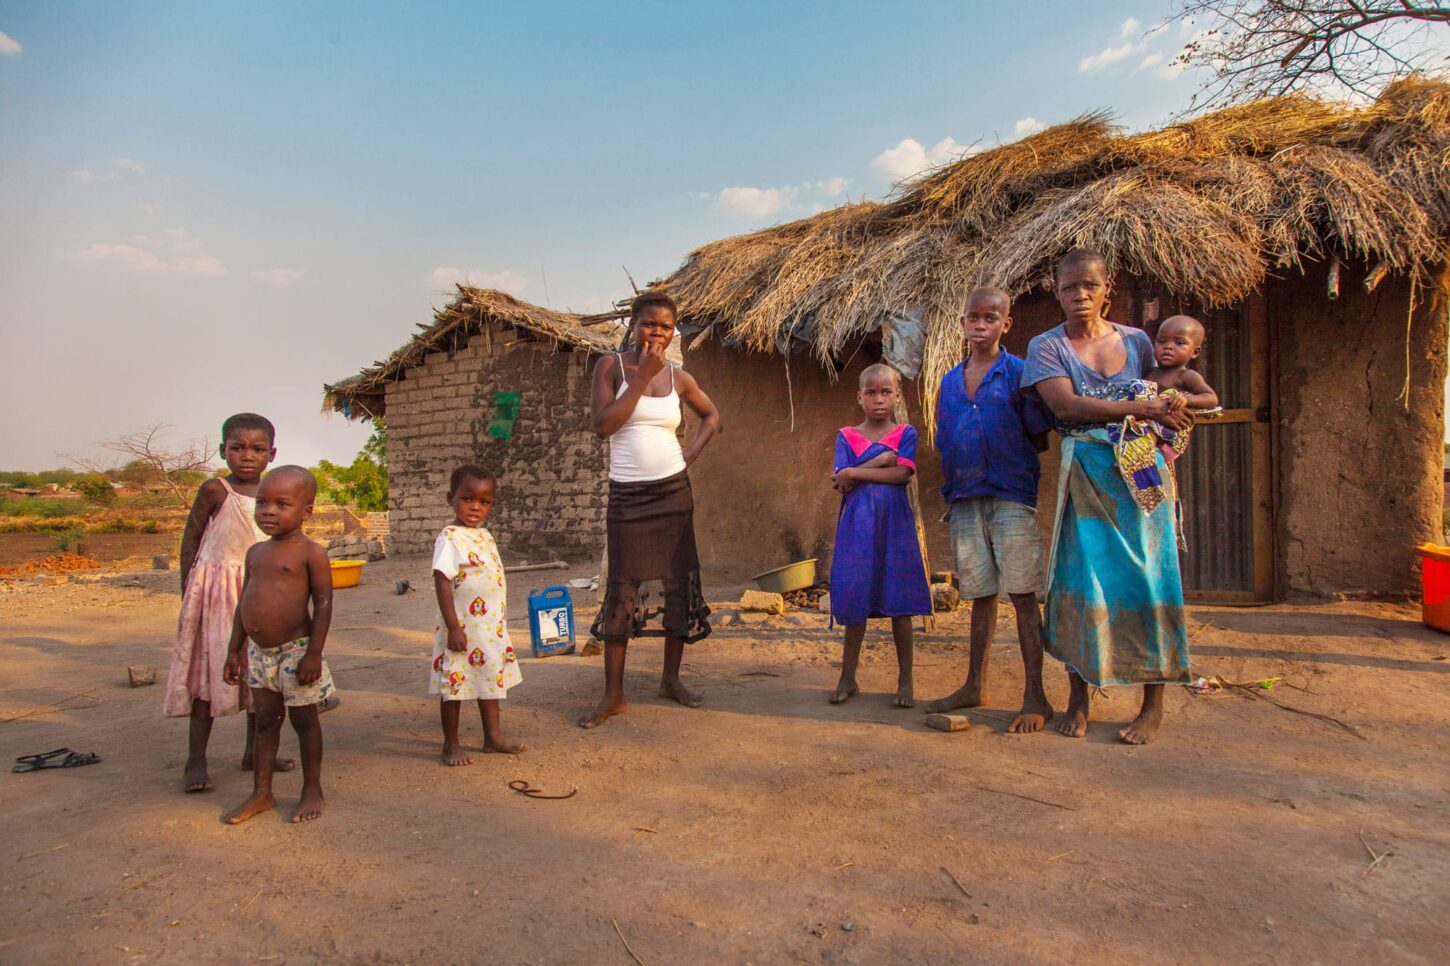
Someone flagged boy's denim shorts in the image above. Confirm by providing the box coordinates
[948,497,1043,599]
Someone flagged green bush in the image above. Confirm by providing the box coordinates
[75,475,116,503]
[0,498,79,518]
[50,524,87,552]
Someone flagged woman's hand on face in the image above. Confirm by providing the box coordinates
[636,340,667,384]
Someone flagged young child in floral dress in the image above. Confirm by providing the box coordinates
[430,464,525,765]
[163,413,291,793]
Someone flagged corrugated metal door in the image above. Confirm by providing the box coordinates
[1173,295,1274,600]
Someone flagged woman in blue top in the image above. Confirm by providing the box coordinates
[1021,249,1194,745]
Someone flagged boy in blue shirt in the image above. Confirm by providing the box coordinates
[925,287,1055,733]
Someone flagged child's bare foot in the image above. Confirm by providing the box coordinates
[291,789,325,823]
[659,679,704,709]
[1053,696,1089,738]
[829,679,859,704]
[1119,705,1163,745]
[224,791,274,825]
[894,678,915,708]
[241,749,295,772]
[1008,698,1056,734]
[441,743,472,766]
[924,682,986,714]
[484,737,526,755]
[579,695,628,729]
[183,758,212,793]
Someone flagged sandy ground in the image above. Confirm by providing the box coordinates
[2,557,1448,964]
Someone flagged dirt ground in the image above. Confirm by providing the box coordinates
[2,557,1448,964]
[0,532,176,567]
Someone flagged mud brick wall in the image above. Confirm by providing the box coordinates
[383,327,607,561]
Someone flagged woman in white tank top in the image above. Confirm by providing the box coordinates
[582,292,721,730]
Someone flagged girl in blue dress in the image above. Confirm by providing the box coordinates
[828,363,933,706]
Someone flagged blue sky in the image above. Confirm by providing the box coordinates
[1,1,1266,468]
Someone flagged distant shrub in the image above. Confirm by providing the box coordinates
[75,475,116,503]
[50,524,87,552]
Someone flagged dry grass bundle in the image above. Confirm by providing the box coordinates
[658,79,1450,427]
[324,286,623,419]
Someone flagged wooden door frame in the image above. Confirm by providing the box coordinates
[1183,291,1277,603]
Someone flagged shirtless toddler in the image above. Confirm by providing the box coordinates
[223,466,335,825]
[1147,314,1220,409]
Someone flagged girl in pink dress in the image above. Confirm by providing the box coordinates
[163,413,282,793]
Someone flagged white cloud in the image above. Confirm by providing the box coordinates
[870,136,975,182]
[254,268,303,286]
[1079,40,1139,73]
[116,157,144,174]
[1080,16,1153,73]
[428,266,527,295]
[814,176,848,195]
[1136,50,1186,79]
[1014,116,1044,136]
[135,202,163,215]
[65,227,226,276]
[716,185,799,218]
[0,30,21,57]
[69,169,97,182]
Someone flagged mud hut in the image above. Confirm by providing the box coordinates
[324,288,626,560]
[657,78,1450,599]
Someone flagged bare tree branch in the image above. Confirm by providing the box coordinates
[66,423,215,509]
[1165,0,1450,108]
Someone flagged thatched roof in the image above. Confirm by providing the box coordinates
[659,77,1450,421]
[324,287,625,420]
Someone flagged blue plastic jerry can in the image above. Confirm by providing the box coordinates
[528,586,575,657]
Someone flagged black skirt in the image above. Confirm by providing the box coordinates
[605,470,700,583]
[592,470,710,644]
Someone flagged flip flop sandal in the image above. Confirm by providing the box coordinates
[13,749,101,773]
[508,779,577,800]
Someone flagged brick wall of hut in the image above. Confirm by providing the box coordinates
[382,327,607,561]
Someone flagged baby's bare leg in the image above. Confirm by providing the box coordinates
[288,704,324,823]
[890,616,914,707]
[440,700,471,766]
[225,689,282,824]
[1007,593,1054,734]
[831,624,865,704]
[925,595,996,713]
[479,699,525,754]
[241,709,295,773]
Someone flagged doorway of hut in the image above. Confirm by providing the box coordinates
[1159,292,1274,602]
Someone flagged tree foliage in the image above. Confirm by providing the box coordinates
[314,421,388,512]
[73,475,116,503]
[1167,1,1450,107]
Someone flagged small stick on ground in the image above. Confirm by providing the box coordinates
[1242,689,1366,740]
[2,688,100,723]
[1357,831,1393,878]
[972,784,1077,811]
[612,918,645,966]
[19,843,69,861]
[1049,850,1076,862]
[940,866,973,900]
[240,889,263,910]
[834,861,854,871]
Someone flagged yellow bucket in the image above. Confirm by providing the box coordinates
[330,559,365,589]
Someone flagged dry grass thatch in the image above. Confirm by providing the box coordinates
[323,287,625,420]
[659,77,1450,424]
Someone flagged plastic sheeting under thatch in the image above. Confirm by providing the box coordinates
[658,77,1450,423]
[323,287,626,420]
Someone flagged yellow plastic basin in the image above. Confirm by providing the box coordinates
[750,558,818,594]
[330,559,365,589]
